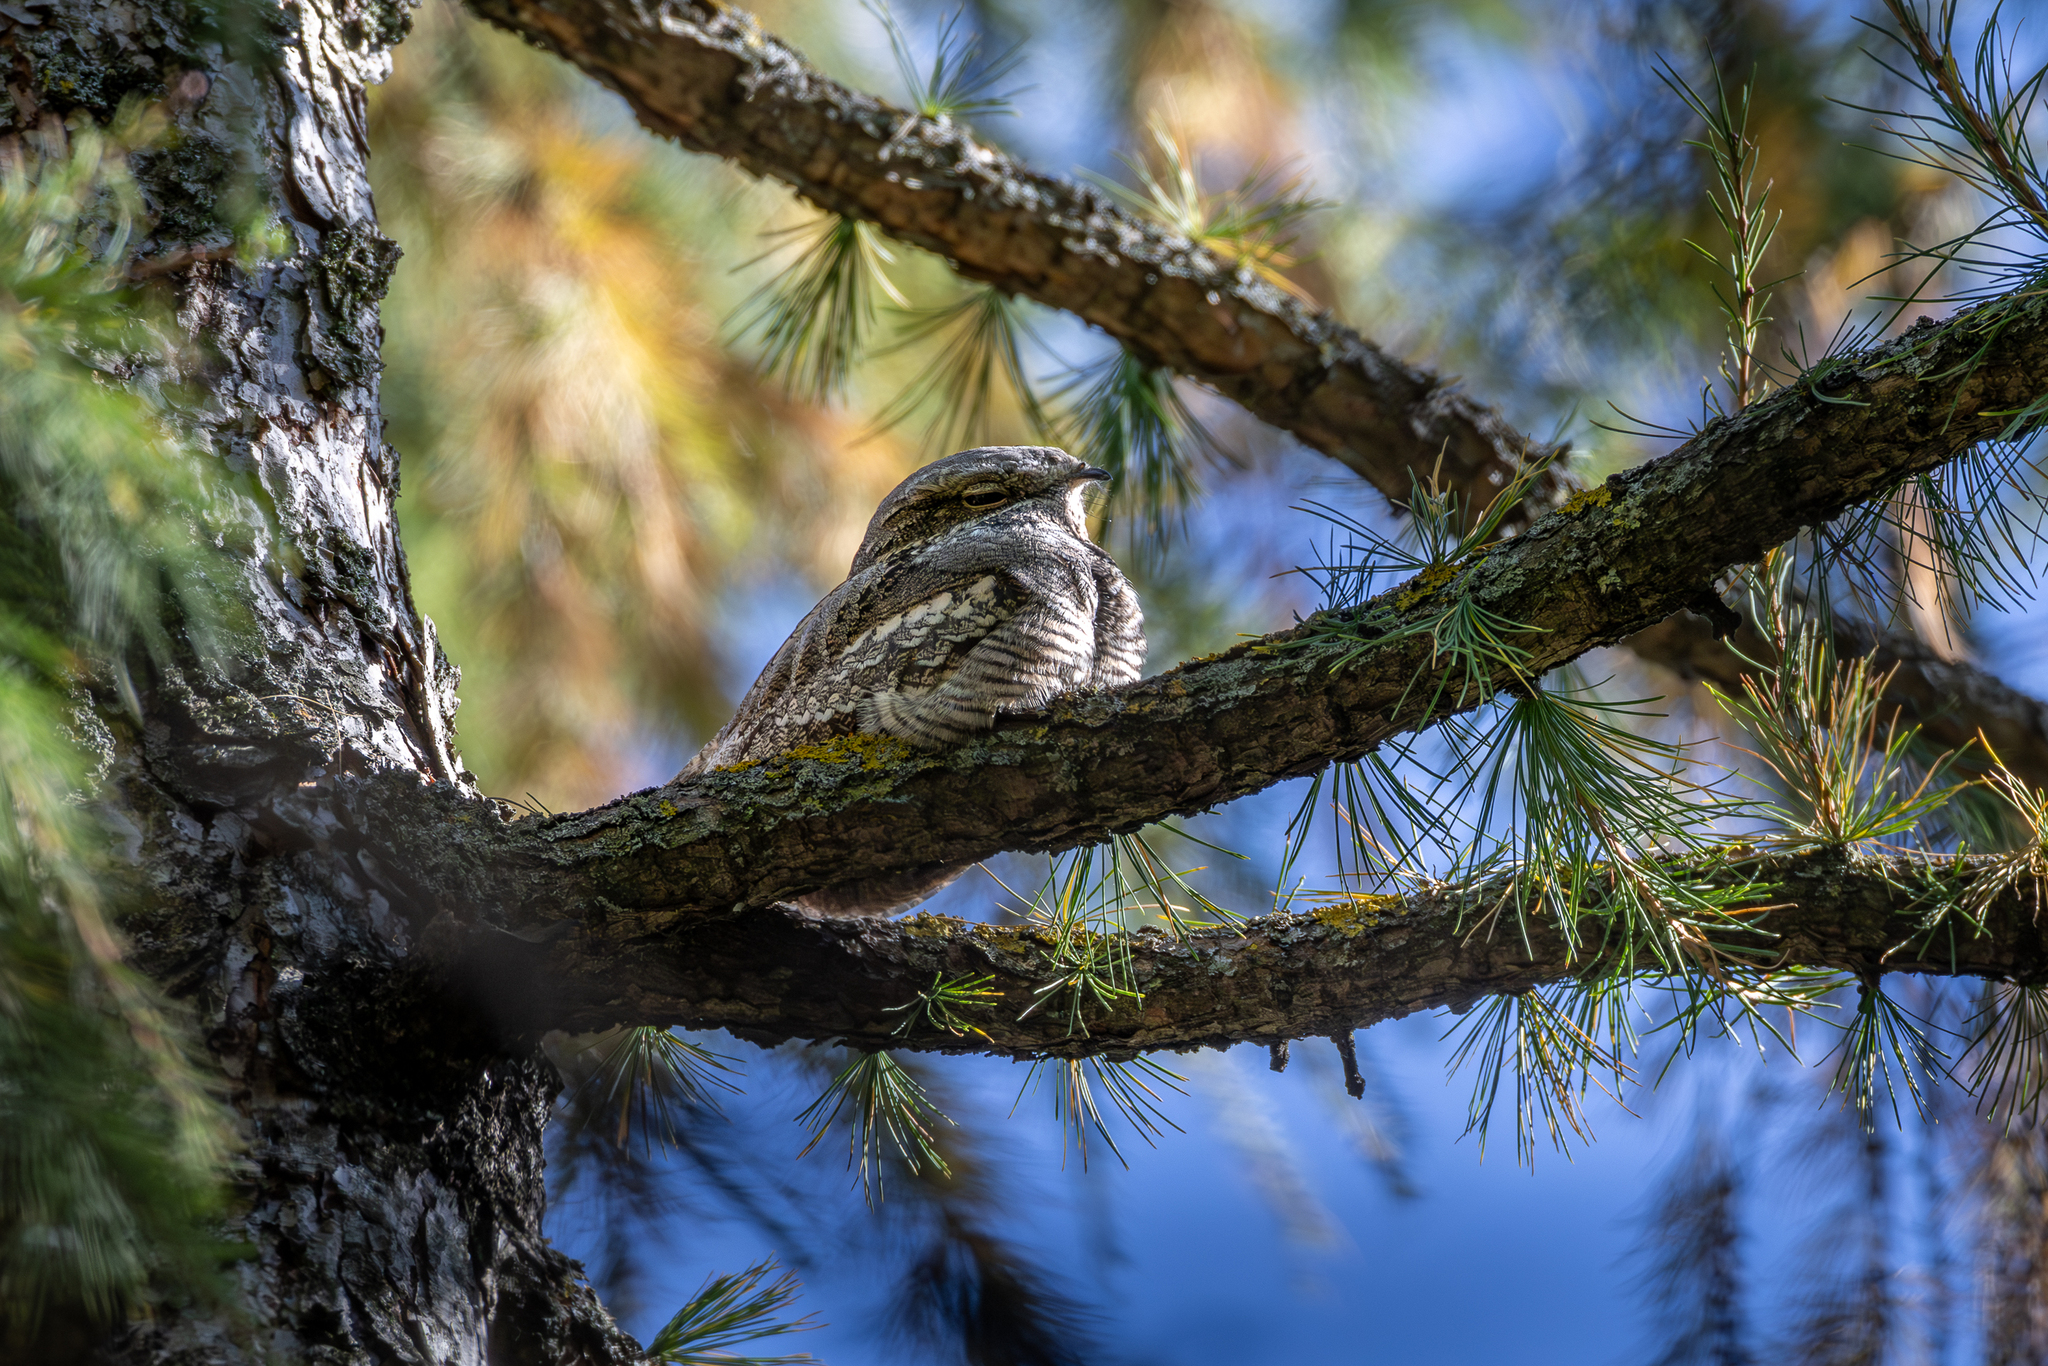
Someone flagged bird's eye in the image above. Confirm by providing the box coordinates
[961,487,1008,509]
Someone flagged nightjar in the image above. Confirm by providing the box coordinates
[678,445,1146,914]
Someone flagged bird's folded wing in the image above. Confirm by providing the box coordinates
[809,569,1093,747]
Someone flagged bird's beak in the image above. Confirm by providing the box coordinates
[1074,466,1112,483]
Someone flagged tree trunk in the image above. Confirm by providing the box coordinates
[3,3,635,1360]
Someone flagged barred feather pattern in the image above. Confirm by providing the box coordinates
[680,446,1146,781]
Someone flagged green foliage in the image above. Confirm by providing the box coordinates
[874,283,1056,454]
[796,1049,952,1204]
[735,214,904,405]
[1445,984,1628,1164]
[1090,118,1326,297]
[1825,976,1936,1127]
[1002,829,1239,1040]
[1964,981,2048,1126]
[565,1026,741,1153]
[0,118,240,1341]
[644,1258,819,1366]
[886,973,1003,1041]
[866,0,1026,123]
[1819,433,2045,625]
[1056,348,1230,559]
[1014,1055,1185,1171]
[1714,566,1968,847]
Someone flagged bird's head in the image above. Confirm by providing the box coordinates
[849,446,1111,574]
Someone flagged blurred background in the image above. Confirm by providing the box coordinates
[367,0,2048,1361]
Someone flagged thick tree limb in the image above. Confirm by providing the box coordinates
[467,0,2048,793]
[488,299,2048,931]
[505,849,2048,1052]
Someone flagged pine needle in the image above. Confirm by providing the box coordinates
[644,1258,820,1366]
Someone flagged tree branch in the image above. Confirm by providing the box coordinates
[461,0,1567,522]
[1628,610,2048,781]
[502,848,2048,1052]
[465,0,2048,793]
[483,298,2048,930]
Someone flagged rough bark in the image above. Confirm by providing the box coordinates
[484,300,2048,929]
[3,3,636,1362]
[509,851,2048,1055]
[11,2,2048,1360]
[463,0,2048,794]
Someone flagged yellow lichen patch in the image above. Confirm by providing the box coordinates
[1559,485,1613,515]
[1310,894,1406,938]
[657,799,678,818]
[708,732,916,776]
[904,912,966,939]
[1393,561,1457,611]
[780,733,919,771]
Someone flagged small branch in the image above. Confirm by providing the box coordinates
[1331,1032,1366,1098]
[1631,609,2048,790]
[1884,0,2048,236]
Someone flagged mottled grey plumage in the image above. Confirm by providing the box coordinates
[684,445,1145,772]
[679,446,1145,914]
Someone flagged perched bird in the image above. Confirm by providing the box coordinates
[678,445,1146,914]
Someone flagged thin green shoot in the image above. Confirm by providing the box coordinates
[1054,347,1232,559]
[1865,2,2048,241]
[644,1258,820,1366]
[1657,60,1798,413]
[567,1026,741,1153]
[872,284,1057,454]
[885,973,1004,1041]
[795,1049,951,1204]
[866,0,1027,123]
[1089,117,1327,298]
[733,214,904,404]
[1013,1055,1186,1171]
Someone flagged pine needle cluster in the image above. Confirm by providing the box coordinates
[0,114,242,1345]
